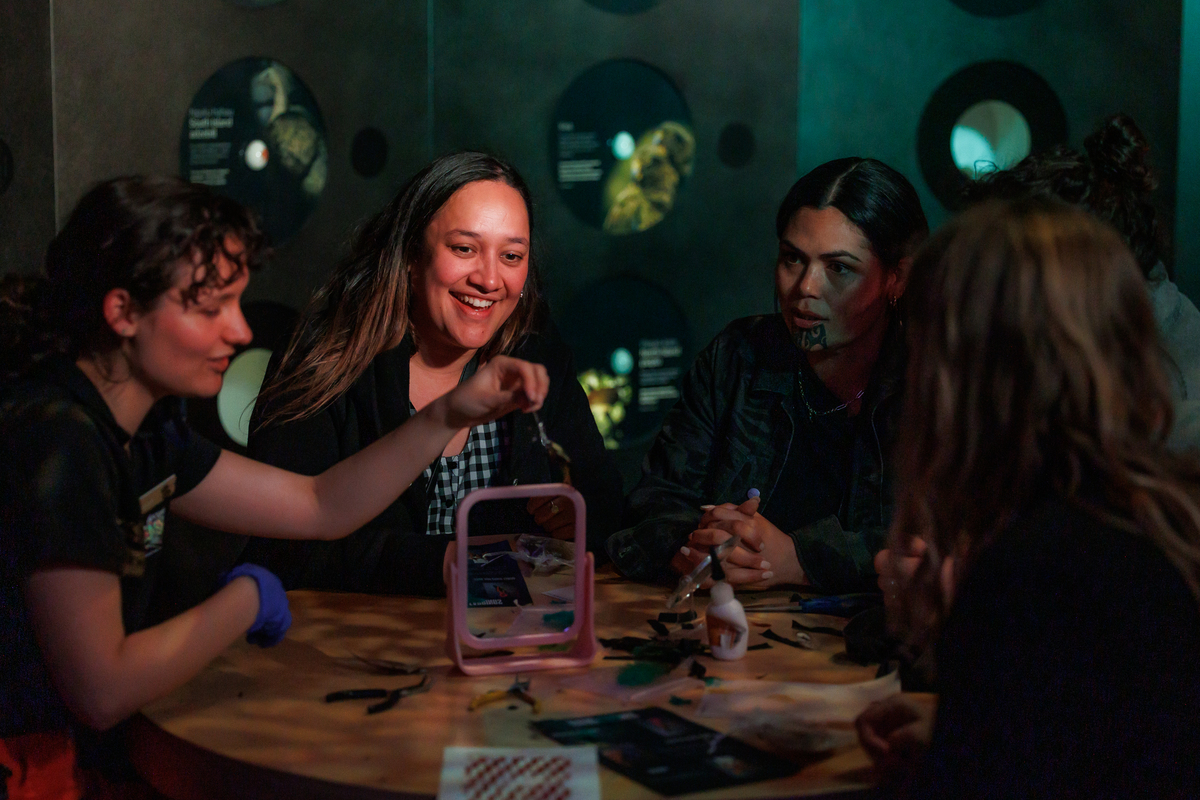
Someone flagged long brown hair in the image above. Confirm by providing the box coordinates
[257,152,544,426]
[893,198,1200,644]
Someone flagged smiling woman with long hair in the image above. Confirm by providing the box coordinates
[858,198,1200,798]
[245,152,621,596]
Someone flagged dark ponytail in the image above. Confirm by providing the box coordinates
[0,176,268,378]
[1081,114,1162,274]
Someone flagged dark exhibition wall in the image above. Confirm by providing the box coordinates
[0,0,1192,476]
[800,0,1182,232]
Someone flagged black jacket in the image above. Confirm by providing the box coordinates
[606,314,903,591]
[243,323,622,596]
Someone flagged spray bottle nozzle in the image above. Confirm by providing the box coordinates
[665,535,741,609]
[710,549,726,582]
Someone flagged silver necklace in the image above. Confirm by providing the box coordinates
[796,373,864,418]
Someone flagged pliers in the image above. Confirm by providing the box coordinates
[325,673,431,714]
[468,677,541,714]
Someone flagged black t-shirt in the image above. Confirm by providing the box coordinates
[0,358,221,737]
[762,360,855,533]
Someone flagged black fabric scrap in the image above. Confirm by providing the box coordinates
[599,636,655,651]
[647,619,671,637]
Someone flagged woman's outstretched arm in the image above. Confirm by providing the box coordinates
[172,356,548,539]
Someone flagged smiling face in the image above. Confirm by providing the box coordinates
[410,180,530,361]
[123,242,253,399]
[776,205,900,354]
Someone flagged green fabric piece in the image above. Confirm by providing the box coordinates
[542,610,575,631]
[617,662,672,686]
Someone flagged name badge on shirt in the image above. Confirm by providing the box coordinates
[122,475,176,577]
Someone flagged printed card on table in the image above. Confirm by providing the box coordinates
[437,746,599,800]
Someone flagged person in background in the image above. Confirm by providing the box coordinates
[606,157,928,592]
[856,198,1200,798]
[0,177,548,799]
[246,151,621,596]
[964,112,1200,452]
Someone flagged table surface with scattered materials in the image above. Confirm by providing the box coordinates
[129,567,887,800]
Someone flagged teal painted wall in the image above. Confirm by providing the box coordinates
[1179,0,1200,301]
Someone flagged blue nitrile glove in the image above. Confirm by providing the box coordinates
[221,563,292,647]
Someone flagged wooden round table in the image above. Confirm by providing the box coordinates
[129,571,881,799]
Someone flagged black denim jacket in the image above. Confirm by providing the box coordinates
[606,314,903,592]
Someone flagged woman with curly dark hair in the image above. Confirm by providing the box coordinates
[857,198,1200,798]
[0,176,548,798]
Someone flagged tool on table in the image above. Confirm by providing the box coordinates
[324,673,431,715]
[468,676,542,714]
[348,654,426,674]
[532,411,572,485]
[666,535,742,609]
[741,593,881,618]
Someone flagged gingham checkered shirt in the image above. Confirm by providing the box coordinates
[421,416,509,536]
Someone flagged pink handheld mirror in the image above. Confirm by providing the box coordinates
[445,483,598,675]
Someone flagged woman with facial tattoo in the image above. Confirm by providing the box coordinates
[607,158,928,592]
[245,152,621,596]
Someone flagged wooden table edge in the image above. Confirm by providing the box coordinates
[127,713,427,800]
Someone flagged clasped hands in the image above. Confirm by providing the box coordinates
[668,495,805,589]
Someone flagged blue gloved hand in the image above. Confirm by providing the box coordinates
[221,563,291,647]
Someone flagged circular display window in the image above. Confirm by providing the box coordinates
[217,348,273,447]
[950,0,1043,17]
[951,99,1031,178]
[184,301,298,453]
[551,59,694,235]
[558,276,690,451]
[917,61,1066,210]
[180,57,328,245]
[584,0,660,13]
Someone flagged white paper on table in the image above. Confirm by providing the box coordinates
[697,669,900,723]
[437,745,600,800]
[542,585,575,603]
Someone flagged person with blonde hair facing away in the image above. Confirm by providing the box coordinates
[857,198,1200,798]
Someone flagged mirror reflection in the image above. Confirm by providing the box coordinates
[462,496,580,645]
